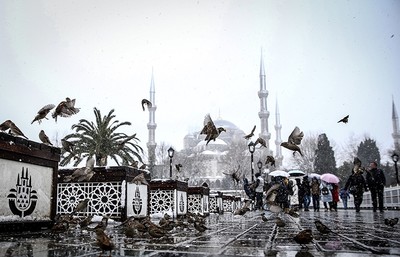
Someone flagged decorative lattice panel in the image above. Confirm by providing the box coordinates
[188,194,202,213]
[223,199,233,212]
[209,197,217,212]
[149,190,174,215]
[57,182,122,218]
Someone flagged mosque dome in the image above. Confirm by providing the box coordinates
[183,118,246,151]
[213,119,241,131]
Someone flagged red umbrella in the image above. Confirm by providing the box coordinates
[320,173,340,184]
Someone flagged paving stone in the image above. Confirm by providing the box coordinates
[0,209,399,256]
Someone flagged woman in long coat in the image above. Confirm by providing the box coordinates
[320,180,333,211]
[345,166,368,212]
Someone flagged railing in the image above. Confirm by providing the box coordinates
[345,184,400,210]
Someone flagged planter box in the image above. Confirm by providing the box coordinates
[57,166,149,220]
[0,132,60,231]
[187,186,210,215]
[148,179,188,217]
[209,192,223,213]
[222,194,236,213]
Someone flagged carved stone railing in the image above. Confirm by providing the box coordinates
[57,166,149,220]
[148,179,188,218]
[187,185,210,215]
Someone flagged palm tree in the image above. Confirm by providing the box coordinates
[60,107,143,167]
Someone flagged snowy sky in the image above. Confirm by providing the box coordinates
[1,0,399,167]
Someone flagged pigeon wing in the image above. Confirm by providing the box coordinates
[37,104,55,115]
[288,126,303,145]
[200,114,217,135]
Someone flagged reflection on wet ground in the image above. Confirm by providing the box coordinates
[0,209,399,256]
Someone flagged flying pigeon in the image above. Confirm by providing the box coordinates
[254,137,267,148]
[265,155,275,167]
[281,126,304,156]
[200,114,226,145]
[222,165,241,185]
[31,104,55,124]
[141,99,152,111]
[338,115,349,124]
[52,98,80,122]
[244,125,256,140]
[175,163,183,172]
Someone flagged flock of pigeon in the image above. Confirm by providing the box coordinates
[0,97,81,146]
[52,196,210,256]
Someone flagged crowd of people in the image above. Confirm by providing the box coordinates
[244,157,386,213]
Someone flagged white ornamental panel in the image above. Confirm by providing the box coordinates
[126,183,148,217]
[0,159,53,220]
[175,190,187,215]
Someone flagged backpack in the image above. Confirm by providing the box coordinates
[321,186,329,195]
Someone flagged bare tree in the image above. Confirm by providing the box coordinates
[220,140,251,181]
[336,133,360,165]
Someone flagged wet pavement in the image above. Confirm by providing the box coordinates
[0,209,399,257]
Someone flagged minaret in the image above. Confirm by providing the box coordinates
[392,97,400,151]
[258,52,271,150]
[147,71,157,174]
[274,98,283,168]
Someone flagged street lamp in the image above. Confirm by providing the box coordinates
[248,141,255,182]
[392,152,399,184]
[168,147,175,179]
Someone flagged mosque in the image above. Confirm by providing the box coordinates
[145,53,283,183]
[144,54,400,183]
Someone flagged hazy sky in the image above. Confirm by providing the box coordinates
[1,0,399,167]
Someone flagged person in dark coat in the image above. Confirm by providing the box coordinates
[275,177,290,212]
[366,161,386,212]
[296,178,304,210]
[301,176,311,211]
[243,177,255,200]
[345,158,368,212]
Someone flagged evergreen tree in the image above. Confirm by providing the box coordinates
[337,161,353,185]
[356,138,381,166]
[314,133,337,174]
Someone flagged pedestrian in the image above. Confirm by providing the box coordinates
[320,180,333,211]
[253,173,264,210]
[339,187,350,209]
[310,177,320,212]
[344,157,368,213]
[302,176,311,211]
[289,178,299,211]
[296,178,304,210]
[243,177,255,200]
[366,161,386,212]
[275,177,290,212]
[330,184,339,211]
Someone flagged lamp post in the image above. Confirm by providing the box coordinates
[168,147,175,179]
[392,152,399,184]
[248,141,255,182]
